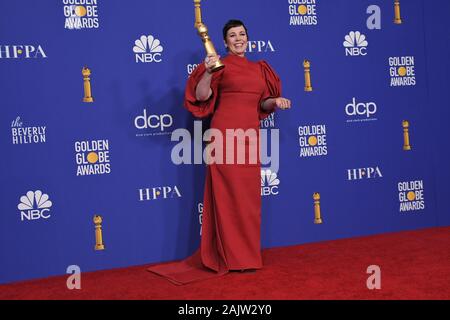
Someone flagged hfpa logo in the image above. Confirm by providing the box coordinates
[246,40,275,53]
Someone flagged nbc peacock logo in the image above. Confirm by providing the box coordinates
[17,190,53,221]
[133,35,163,63]
[343,31,368,56]
[261,168,280,196]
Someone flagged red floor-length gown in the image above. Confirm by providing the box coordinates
[147,54,281,285]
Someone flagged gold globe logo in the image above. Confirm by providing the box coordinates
[407,191,416,201]
[308,136,318,146]
[398,66,407,77]
[75,6,87,17]
[87,152,98,164]
[298,5,307,15]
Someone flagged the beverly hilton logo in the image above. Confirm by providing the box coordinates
[133,35,163,63]
[398,180,424,212]
[18,190,53,221]
[288,0,318,26]
[11,116,46,144]
[63,0,99,30]
[75,139,111,176]
[389,56,416,86]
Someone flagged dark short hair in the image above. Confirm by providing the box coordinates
[222,19,249,41]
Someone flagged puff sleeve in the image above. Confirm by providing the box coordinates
[258,60,282,120]
[184,63,224,118]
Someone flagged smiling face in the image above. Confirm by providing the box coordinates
[224,25,248,57]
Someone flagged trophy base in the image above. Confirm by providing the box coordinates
[211,62,225,73]
[314,218,323,224]
[95,244,105,250]
[305,87,313,92]
[403,146,411,151]
[394,19,402,24]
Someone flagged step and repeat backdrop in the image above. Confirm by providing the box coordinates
[1,0,449,284]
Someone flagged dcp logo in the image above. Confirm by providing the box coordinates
[345,98,377,118]
[134,108,173,131]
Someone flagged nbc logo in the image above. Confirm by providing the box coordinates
[398,180,425,212]
[261,169,280,196]
[133,35,163,63]
[343,31,368,56]
[18,190,53,221]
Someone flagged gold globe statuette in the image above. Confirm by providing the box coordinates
[93,215,105,250]
[394,0,402,24]
[82,66,94,103]
[313,192,323,224]
[303,59,313,92]
[402,120,412,151]
[193,0,225,72]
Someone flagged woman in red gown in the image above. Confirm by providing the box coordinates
[148,20,291,285]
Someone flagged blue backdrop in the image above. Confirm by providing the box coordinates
[1,0,449,284]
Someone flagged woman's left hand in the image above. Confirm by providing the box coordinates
[275,97,291,110]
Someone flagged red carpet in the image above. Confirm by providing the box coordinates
[1,227,449,300]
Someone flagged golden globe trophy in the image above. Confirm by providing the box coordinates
[394,0,402,24]
[313,192,323,224]
[402,120,411,150]
[193,0,225,72]
[93,215,105,250]
[303,60,313,92]
[82,66,94,103]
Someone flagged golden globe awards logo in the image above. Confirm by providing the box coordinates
[187,63,199,76]
[75,139,111,176]
[389,56,416,86]
[298,124,327,157]
[398,180,425,212]
[63,0,99,30]
[288,0,318,26]
[11,116,46,144]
